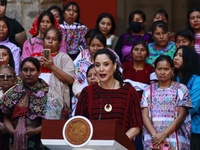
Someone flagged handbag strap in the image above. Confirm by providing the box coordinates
[149,84,153,122]
[174,83,180,150]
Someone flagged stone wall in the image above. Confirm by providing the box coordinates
[6,0,62,38]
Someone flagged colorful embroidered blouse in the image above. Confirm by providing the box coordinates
[60,21,88,56]
[141,82,192,149]
[194,34,200,62]
[146,41,176,66]
[194,34,200,53]
[73,49,92,96]
[0,79,49,120]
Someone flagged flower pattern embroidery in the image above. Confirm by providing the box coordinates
[146,41,176,66]
[35,91,45,98]
[0,79,49,120]
[60,22,88,55]
[74,58,92,84]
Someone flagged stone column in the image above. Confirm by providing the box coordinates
[117,0,126,36]
[171,0,188,32]
[6,0,63,38]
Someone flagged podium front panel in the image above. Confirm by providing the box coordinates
[41,119,135,150]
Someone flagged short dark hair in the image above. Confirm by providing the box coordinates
[21,57,40,71]
[86,64,95,77]
[128,9,146,24]
[0,0,7,6]
[131,38,149,56]
[48,5,62,16]
[85,29,100,40]
[154,55,173,69]
[89,32,107,48]
[151,20,168,34]
[95,13,116,35]
[47,5,63,23]
[153,9,168,22]
[175,29,194,44]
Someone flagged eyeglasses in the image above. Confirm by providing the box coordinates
[0,74,15,80]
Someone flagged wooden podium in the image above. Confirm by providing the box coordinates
[41,119,136,150]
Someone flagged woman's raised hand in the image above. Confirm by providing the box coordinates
[40,56,54,70]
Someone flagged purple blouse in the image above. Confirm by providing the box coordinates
[115,32,152,63]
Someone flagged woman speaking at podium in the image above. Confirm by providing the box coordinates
[75,49,142,140]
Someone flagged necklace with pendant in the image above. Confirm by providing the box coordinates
[104,103,112,112]
[104,80,116,112]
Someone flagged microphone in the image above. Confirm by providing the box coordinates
[97,93,102,120]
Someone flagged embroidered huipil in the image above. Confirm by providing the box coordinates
[194,34,200,63]
[73,49,92,96]
[60,21,88,56]
[141,82,192,150]
[146,41,176,66]
[0,79,49,150]
[0,79,48,120]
